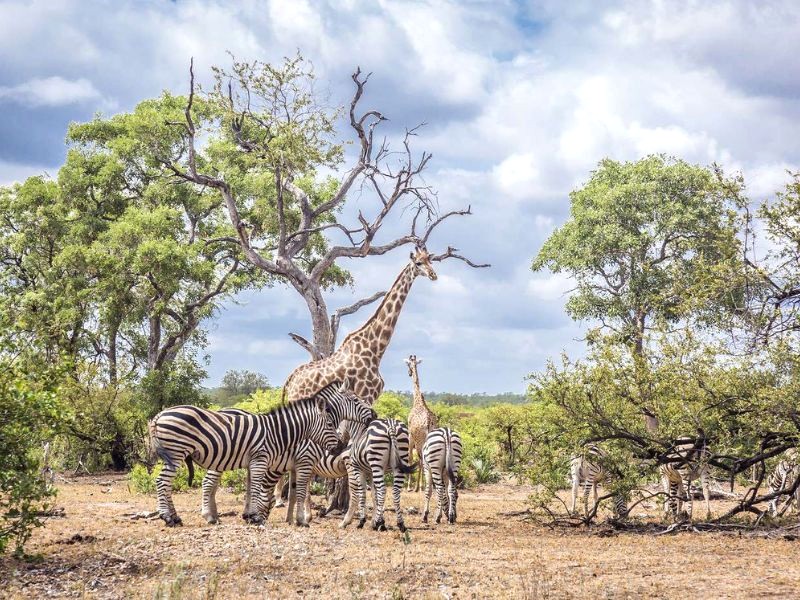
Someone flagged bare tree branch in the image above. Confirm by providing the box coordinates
[330,290,387,342]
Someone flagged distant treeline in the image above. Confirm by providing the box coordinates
[204,386,527,408]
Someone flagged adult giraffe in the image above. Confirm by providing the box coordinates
[284,245,438,404]
[405,354,438,492]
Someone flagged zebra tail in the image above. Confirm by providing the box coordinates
[445,432,456,484]
[148,417,177,471]
[390,430,416,474]
[185,456,195,487]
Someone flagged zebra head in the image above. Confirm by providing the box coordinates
[320,381,377,427]
[308,391,345,457]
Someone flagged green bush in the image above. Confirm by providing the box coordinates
[128,462,205,494]
[220,469,247,494]
[374,391,409,421]
[233,388,284,413]
[0,357,65,556]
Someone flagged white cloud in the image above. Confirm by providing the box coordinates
[0,76,102,107]
[1,0,799,392]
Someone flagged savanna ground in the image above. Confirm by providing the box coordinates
[2,474,799,599]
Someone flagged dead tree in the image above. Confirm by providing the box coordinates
[165,56,486,360]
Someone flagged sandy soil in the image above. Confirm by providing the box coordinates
[1,474,799,599]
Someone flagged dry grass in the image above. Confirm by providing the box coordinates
[1,474,799,599]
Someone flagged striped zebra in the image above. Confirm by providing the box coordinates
[204,386,375,526]
[341,418,416,532]
[284,418,376,525]
[660,437,711,521]
[421,427,463,525]
[768,448,800,516]
[569,445,627,519]
[281,442,351,526]
[148,381,373,526]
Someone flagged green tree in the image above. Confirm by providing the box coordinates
[0,351,64,555]
[533,155,744,356]
[165,55,483,360]
[221,369,270,396]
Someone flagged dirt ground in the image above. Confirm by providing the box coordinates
[1,474,799,599]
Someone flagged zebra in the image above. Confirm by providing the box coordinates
[341,418,416,532]
[204,385,375,526]
[660,437,711,521]
[768,448,800,516]
[421,427,463,525]
[280,441,351,526]
[148,381,373,526]
[569,445,627,519]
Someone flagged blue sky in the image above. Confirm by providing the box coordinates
[1,1,799,393]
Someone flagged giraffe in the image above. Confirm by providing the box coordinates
[405,354,438,491]
[284,245,438,405]
[276,246,437,509]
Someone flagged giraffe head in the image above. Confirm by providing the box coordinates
[404,354,422,377]
[410,245,437,281]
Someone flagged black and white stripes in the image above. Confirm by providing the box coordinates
[768,448,800,516]
[421,427,463,524]
[148,381,374,526]
[660,438,711,521]
[569,445,627,519]
[341,418,416,532]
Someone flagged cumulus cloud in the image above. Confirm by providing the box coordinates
[1,0,798,392]
[0,76,101,107]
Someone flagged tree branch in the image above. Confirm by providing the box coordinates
[330,290,387,342]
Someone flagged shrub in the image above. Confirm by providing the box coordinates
[233,388,284,413]
[220,469,247,494]
[128,462,205,494]
[0,358,65,555]
[374,391,409,421]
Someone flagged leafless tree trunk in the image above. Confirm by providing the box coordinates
[167,59,487,360]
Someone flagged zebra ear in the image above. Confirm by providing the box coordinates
[338,379,352,394]
[315,395,327,414]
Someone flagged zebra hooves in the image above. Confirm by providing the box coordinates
[295,521,310,528]
[448,514,457,524]
[372,518,387,532]
[243,513,266,525]
[356,517,367,529]
[397,521,407,533]
[421,512,429,524]
[162,515,183,527]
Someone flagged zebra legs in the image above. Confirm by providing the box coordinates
[201,470,222,524]
[289,466,314,526]
[392,469,407,532]
[422,464,434,523]
[340,464,365,529]
[155,461,181,526]
[371,465,388,531]
[447,476,459,524]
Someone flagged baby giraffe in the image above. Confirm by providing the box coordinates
[405,355,438,492]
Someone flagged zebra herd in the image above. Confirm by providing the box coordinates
[569,440,800,521]
[148,381,464,530]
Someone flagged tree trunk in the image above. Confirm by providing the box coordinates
[110,431,128,471]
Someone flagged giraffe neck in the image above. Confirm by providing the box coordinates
[411,367,426,407]
[342,263,417,360]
